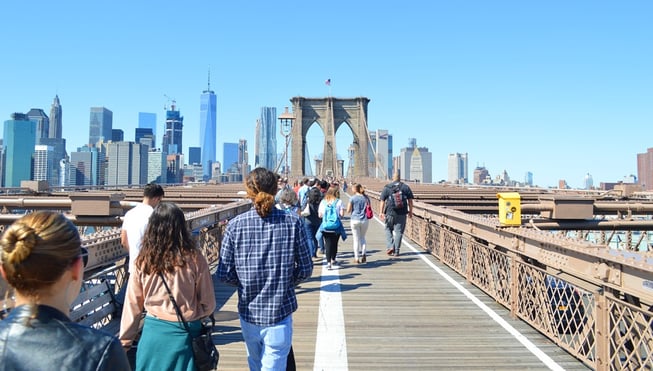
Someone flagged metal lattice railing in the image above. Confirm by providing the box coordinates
[1,202,242,324]
[390,197,653,371]
[608,297,653,370]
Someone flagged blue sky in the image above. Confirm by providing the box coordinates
[1,1,651,188]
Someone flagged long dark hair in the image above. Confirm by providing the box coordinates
[136,202,196,275]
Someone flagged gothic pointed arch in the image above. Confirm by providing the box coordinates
[289,97,370,178]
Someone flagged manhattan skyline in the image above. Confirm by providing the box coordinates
[1,1,651,188]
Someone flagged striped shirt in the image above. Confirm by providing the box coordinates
[217,206,313,326]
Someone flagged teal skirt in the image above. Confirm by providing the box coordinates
[136,315,202,371]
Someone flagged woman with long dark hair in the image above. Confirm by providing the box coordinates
[218,167,313,370]
[120,202,216,371]
[303,186,323,257]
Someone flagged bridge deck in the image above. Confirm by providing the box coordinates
[211,212,590,370]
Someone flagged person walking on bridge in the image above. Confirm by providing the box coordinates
[120,183,164,276]
[218,167,313,371]
[346,183,370,264]
[119,202,216,371]
[318,186,346,269]
[0,211,130,370]
[117,182,164,311]
[379,171,414,257]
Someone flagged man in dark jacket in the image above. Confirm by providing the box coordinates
[379,171,414,257]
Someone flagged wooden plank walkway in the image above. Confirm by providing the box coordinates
[212,207,590,370]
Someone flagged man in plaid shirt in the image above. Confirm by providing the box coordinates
[218,168,313,370]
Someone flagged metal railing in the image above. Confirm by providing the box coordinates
[1,201,251,324]
[366,192,653,371]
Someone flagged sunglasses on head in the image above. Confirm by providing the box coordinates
[80,247,89,268]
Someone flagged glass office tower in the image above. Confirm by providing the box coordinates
[4,114,36,187]
[257,107,277,170]
[27,108,49,141]
[223,142,239,174]
[138,112,157,145]
[162,103,183,155]
[200,80,217,181]
[89,107,113,146]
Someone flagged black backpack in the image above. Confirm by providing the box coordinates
[305,188,322,223]
[388,182,407,211]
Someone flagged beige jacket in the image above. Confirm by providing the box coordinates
[119,251,216,348]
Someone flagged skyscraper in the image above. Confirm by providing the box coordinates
[166,153,183,184]
[70,151,94,186]
[30,103,66,185]
[112,129,124,142]
[257,107,277,170]
[135,128,154,149]
[138,112,157,146]
[49,95,62,139]
[27,108,49,141]
[374,130,390,179]
[409,147,423,183]
[89,107,113,146]
[584,173,594,190]
[33,145,58,186]
[200,74,217,181]
[637,148,653,191]
[238,138,248,178]
[188,147,201,165]
[473,166,490,185]
[399,138,418,180]
[448,153,468,184]
[70,145,102,186]
[4,113,36,187]
[414,147,432,183]
[106,141,148,185]
[147,148,167,184]
[223,142,239,174]
[162,102,183,155]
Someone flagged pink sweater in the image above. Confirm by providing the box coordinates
[119,251,216,348]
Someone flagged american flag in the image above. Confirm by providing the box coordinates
[325,78,331,86]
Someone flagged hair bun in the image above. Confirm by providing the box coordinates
[3,224,37,265]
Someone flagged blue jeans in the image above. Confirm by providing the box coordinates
[385,214,407,254]
[240,315,293,371]
[303,222,316,257]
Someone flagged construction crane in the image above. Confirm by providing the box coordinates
[163,94,176,111]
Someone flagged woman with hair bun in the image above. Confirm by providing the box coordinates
[0,211,129,370]
[217,167,313,370]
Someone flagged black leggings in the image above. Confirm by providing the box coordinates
[323,231,340,262]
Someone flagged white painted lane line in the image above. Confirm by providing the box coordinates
[313,262,348,371]
[397,231,565,371]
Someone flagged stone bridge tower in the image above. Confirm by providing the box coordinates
[289,96,370,179]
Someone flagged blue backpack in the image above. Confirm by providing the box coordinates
[322,201,341,231]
